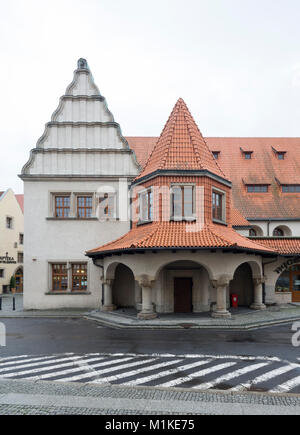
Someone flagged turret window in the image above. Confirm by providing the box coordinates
[171,185,195,221]
[212,190,225,222]
[139,189,153,222]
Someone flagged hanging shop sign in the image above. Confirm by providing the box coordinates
[0,253,16,264]
[274,256,300,274]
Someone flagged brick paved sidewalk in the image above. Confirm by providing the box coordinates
[0,379,300,415]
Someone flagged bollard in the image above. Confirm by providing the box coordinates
[13,297,15,311]
[0,297,1,311]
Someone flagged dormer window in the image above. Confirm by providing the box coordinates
[272,147,286,160]
[139,188,153,223]
[171,185,195,221]
[247,185,269,193]
[244,152,252,160]
[282,185,300,193]
[212,151,220,160]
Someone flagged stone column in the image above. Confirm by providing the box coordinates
[137,276,157,320]
[250,277,266,310]
[102,279,116,312]
[211,275,232,319]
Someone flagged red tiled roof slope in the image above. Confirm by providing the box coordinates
[231,208,250,227]
[136,99,226,181]
[127,136,300,219]
[15,194,24,213]
[254,238,300,255]
[87,222,274,255]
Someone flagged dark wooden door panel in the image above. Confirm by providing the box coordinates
[174,278,192,313]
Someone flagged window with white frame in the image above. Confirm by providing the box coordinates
[98,192,117,219]
[139,188,153,222]
[212,189,226,223]
[171,185,195,221]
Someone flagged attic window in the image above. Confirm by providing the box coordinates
[282,185,300,193]
[278,153,285,160]
[240,148,253,159]
[272,147,286,160]
[247,185,269,193]
[212,151,220,160]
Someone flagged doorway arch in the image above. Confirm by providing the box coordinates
[229,263,254,307]
[111,264,136,308]
[14,268,23,293]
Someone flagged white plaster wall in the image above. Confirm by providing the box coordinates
[248,220,300,237]
[23,180,131,310]
[0,190,24,293]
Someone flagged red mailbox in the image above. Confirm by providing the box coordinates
[231,294,238,308]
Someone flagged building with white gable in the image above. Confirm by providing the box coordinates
[20,59,140,310]
[20,58,300,316]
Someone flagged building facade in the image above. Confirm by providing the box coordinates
[21,59,300,315]
[0,189,24,294]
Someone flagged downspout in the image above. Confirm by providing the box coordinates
[92,258,104,307]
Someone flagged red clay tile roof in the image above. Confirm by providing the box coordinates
[127,136,300,219]
[15,194,24,213]
[135,99,227,181]
[231,208,250,227]
[87,222,274,256]
[253,238,300,255]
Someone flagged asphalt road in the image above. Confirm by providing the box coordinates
[0,318,299,361]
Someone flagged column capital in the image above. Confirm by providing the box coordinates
[253,276,266,286]
[210,274,232,289]
[103,278,114,287]
[136,274,154,288]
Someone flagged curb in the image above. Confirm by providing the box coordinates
[84,314,300,331]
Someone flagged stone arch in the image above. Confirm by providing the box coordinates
[273,225,292,237]
[105,261,137,309]
[154,260,212,313]
[250,225,264,237]
[229,262,256,307]
[154,258,214,282]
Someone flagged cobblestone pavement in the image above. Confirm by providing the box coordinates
[1,352,300,394]
[0,378,299,415]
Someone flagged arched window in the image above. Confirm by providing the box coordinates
[249,228,257,237]
[273,227,284,237]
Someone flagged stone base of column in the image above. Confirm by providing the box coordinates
[211,310,231,319]
[137,311,158,320]
[102,305,117,312]
[250,303,266,311]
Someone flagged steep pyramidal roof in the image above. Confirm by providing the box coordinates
[136,98,227,181]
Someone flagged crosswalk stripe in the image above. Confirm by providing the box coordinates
[0,355,67,368]
[0,357,105,379]
[158,362,237,388]
[195,362,271,391]
[28,357,152,382]
[89,359,184,385]
[121,359,212,387]
[0,355,84,373]
[270,374,300,393]
[230,364,298,392]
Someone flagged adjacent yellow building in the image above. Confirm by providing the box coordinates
[0,189,24,294]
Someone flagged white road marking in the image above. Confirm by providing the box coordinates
[270,374,300,393]
[29,357,152,382]
[196,362,271,391]
[158,362,237,388]
[0,357,104,379]
[89,359,184,385]
[0,355,67,368]
[122,359,212,386]
[230,364,299,392]
[0,356,84,373]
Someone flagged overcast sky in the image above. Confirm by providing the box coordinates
[1,0,300,193]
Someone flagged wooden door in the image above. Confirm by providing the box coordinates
[174,278,193,313]
[15,269,23,293]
